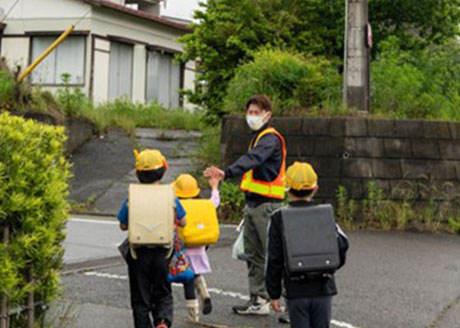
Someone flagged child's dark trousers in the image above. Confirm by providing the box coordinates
[287,296,332,328]
[128,247,173,328]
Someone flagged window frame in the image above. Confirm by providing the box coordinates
[28,33,87,87]
[145,46,185,108]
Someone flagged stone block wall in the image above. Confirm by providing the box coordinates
[221,116,460,203]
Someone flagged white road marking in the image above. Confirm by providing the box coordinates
[219,224,238,229]
[330,320,360,328]
[206,288,249,301]
[83,271,360,328]
[70,218,119,225]
[85,271,127,279]
[70,218,238,229]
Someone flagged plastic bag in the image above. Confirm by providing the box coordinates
[232,220,247,261]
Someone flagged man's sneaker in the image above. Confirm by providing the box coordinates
[278,313,291,324]
[232,296,271,315]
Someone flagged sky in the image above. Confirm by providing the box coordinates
[161,0,204,21]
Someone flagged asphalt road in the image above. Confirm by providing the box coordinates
[60,216,460,328]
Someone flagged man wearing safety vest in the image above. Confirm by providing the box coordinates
[204,94,287,317]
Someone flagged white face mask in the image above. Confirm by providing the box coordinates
[246,114,267,131]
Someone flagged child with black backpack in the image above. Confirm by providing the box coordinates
[266,162,349,328]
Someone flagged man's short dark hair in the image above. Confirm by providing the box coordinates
[246,94,273,112]
[136,167,166,184]
[289,188,314,198]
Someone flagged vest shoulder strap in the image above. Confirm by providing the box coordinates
[253,127,284,148]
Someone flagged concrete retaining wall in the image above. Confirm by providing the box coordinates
[65,117,95,154]
[221,116,460,203]
[11,111,95,154]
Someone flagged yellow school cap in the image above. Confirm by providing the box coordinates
[285,162,318,191]
[173,174,200,198]
[134,149,168,171]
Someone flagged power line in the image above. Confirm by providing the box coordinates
[1,0,21,23]
[73,8,91,27]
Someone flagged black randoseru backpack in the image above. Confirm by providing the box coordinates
[281,204,340,276]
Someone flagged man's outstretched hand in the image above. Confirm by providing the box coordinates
[271,299,282,312]
[204,166,225,181]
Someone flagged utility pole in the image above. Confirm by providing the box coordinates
[344,0,370,112]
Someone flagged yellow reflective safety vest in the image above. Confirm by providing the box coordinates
[240,127,286,199]
[178,199,220,247]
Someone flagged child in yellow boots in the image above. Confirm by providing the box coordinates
[173,173,220,322]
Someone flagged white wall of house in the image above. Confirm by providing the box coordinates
[1,0,89,19]
[0,37,30,70]
[0,0,196,109]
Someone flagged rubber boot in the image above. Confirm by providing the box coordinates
[186,299,200,322]
[195,275,212,315]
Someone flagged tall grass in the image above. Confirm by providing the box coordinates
[55,75,205,132]
[336,180,460,234]
[83,99,206,132]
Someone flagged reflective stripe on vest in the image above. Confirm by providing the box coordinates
[240,127,286,199]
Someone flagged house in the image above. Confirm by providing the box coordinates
[0,0,196,109]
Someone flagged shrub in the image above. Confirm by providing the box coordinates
[0,70,14,106]
[0,113,70,323]
[194,126,221,173]
[371,37,460,120]
[223,49,342,115]
[55,73,93,117]
[218,182,246,223]
[335,186,357,230]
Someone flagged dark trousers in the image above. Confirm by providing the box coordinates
[287,296,332,328]
[127,247,173,328]
[243,203,283,299]
[183,275,197,300]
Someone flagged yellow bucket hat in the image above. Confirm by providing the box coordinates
[285,162,318,191]
[173,174,200,198]
[134,149,168,171]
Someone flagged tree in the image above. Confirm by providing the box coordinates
[370,0,460,54]
[180,0,460,117]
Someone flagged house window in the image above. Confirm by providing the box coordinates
[31,35,85,85]
[146,50,181,108]
[109,41,133,100]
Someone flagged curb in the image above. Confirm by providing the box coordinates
[62,256,124,275]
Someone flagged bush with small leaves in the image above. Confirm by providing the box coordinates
[0,112,70,324]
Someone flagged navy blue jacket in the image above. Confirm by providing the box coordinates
[224,123,284,208]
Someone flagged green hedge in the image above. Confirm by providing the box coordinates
[0,112,70,324]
